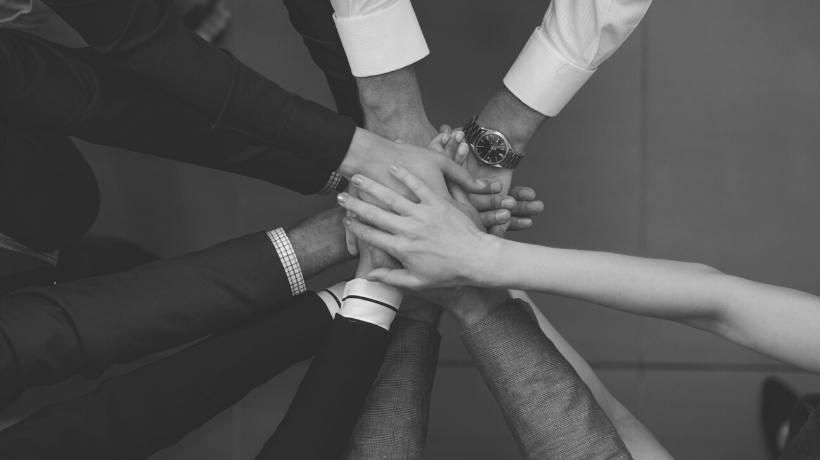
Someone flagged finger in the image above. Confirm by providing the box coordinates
[439,124,452,135]
[440,130,465,160]
[343,217,397,255]
[479,209,512,229]
[388,165,440,204]
[488,225,506,238]
[454,141,470,165]
[436,159,501,194]
[512,199,544,217]
[448,182,472,208]
[427,132,448,152]
[345,228,359,256]
[349,174,416,215]
[508,217,533,231]
[471,194,515,212]
[368,245,401,269]
[337,192,402,233]
[510,186,536,201]
[366,268,425,291]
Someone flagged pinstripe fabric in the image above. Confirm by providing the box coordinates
[0,232,58,266]
[342,317,441,460]
[461,299,632,460]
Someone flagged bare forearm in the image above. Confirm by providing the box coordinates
[492,243,820,374]
[287,206,353,279]
[490,240,726,322]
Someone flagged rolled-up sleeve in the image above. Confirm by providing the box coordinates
[504,0,652,116]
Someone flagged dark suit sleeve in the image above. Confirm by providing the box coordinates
[461,299,632,460]
[0,292,333,460]
[41,0,356,171]
[0,231,292,410]
[256,315,391,459]
[0,29,337,195]
[282,0,364,128]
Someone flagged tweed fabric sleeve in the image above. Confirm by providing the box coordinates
[461,299,632,460]
[341,316,441,459]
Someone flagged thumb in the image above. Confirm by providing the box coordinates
[440,159,500,194]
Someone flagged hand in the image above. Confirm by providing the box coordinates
[340,128,501,202]
[337,166,499,290]
[471,185,544,233]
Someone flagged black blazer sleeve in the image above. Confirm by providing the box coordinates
[0,292,334,460]
[0,231,293,410]
[282,0,364,128]
[41,0,356,171]
[0,30,337,195]
[256,315,391,459]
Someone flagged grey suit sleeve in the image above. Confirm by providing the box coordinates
[342,317,441,460]
[461,299,632,460]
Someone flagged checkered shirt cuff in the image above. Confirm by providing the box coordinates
[316,171,344,196]
[266,227,306,296]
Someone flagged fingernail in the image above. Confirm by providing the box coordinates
[458,143,469,154]
[343,218,351,226]
[389,165,400,173]
[366,276,378,282]
[491,182,503,193]
[455,131,464,142]
[442,133,450,144]
[520,218,532,227]
[524,190,535,200]
[496,210,510,220]
[501,197,515,208]
[351,176,363,186]
[531,202,544,213]
[337,193,347,203]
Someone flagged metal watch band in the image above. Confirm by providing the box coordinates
[463,116,524,170]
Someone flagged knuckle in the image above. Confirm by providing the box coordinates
[361,227,374,244]
[382,191,398,207]
[363,207,379,223]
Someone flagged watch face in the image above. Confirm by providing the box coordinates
[475,132,509,165]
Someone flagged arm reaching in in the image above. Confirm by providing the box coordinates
[337,167,820,375]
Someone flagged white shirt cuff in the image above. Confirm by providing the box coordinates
[340,278,403,330]
[266,228,306,296]
[317,281,346,319]
[333,0,429,77]
[503,27,596,117]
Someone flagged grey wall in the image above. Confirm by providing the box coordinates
[2,0,820,458]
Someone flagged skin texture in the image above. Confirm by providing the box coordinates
[339,167,820,376]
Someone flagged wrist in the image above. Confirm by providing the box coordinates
[476,87,548,153]
[357,66,425,120]
[449,288,510,329]
[339,128,380,178]
[465,234,508,287]
[286,206,352,280]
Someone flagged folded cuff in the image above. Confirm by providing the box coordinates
[318,281,347,318]
[340,279,403,330]
[333,0,429,77]
[503,27,596,117]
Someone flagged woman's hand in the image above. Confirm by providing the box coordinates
[337,165,500,290]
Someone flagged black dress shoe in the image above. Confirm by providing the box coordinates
[762,377,799,458]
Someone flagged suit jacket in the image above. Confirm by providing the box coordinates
[0,29,339,205]
[0,294,394,460]
[0,231,293,410]
[0,292,332,459]
[41,0,357,171]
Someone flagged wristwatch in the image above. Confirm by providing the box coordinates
[463,116,524,169]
